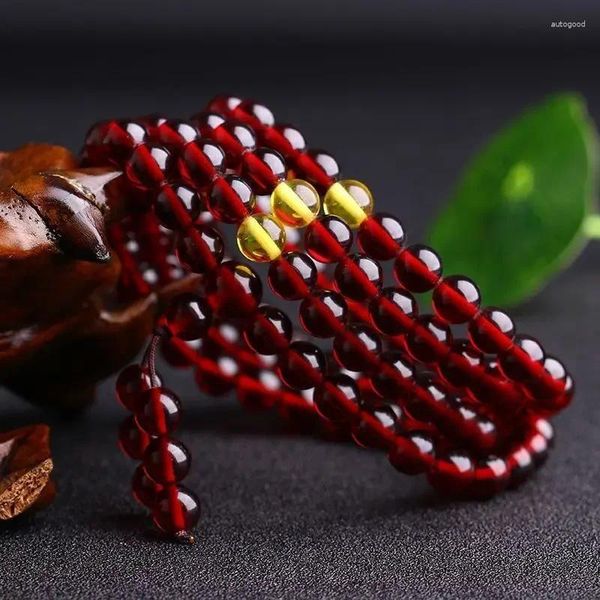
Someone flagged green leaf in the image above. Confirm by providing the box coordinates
[428,93,599,307]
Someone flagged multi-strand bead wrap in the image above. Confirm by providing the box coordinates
[81,96,573,542]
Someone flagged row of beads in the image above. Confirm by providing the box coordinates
[208,95,572,412]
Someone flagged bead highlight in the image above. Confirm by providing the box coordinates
[323,179,373,228]
[271,179,320,227]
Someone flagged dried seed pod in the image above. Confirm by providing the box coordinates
[0,424,54,520]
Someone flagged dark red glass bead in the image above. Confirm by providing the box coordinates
[437,339,483,388]
[370,287,418,335]
[118,415,152,460]
[195,357,235,396]
[405,316,452,363]
[278,341,326,390]
[161,337,194,368]
[534,417,555,445]
[195,113,256,164]
[372,352,415,398]
[335,254,382,301]
[236,99,276,128]
[152,485,201,535]
[178,140,225,188]
[498,335,544,384]
[132,464,163,509]
[314,374,361,425]
[237,374,278,411]
[205,261,262,319]
[428,451,474,495]
[242,148,286,194]
[333,324,381,372]
[468,308,515,353]
[358,213,405,260]
[98,120,147,163]
[125,145,172,191]
[268,252,317,300]
[116,364,161,412]
[527,431,549,467]
[470,457,509,498]
[388,431,435,475]
[207,175,254,223]
[274,124,306,151]
[244,305,292,355]
[299,290,347,338]
[295,149,339,189]
[176,224,224,274]
[136,387,182,436]
[352,405,400,449]
[406,375,448,422]
[156,119,199,147]
[507,445,534,487]
[432,275,481,324]
[305,216,353,263]
[154,184,201,230]
[164,294,212,341]
[394,244,442,293]
[143,438,191,485]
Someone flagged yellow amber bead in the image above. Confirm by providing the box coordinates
[270,179,321,228]
[237,214,286,262]
[323,179,374,229]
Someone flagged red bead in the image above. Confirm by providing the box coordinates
[118,415,152,460]
[125,145,172,191]
[156,119,199,147]
[242,148,286,194]
[432,275,481,324]
[116,364,160,411]
[143,438,191,485]
[176,224,224,274]
[152,485,201,535]
[405,316,452,363]
[195,113,256,166]
[394,244,442,293]
[278,341,325,390]
[164,294,212,341]
[132,464,163,509]
[295,149,339,190]
[372,352,415,398]
[268,252,317,300]
[468,308,515,353]
[370,287,418,335]
[470,457,509,498]
[437,339,483,388]
[207,175,254,223]
[299,290,347,338]
[333,324,381,372]
[154,184,201,230]
[305,216,353,263]
[352,405,400,449]
[358,213,405,260]
[498,335,544,384]
[237,374,278,411]
[244,305,292,355]
[428,451,474,495]
[205,261,262,319]
[507,445,534,487]
[335,254,382,301]
[272,124,306,152]
[195,357,235,396]
[136,388,182,436]
[388,432,435,475]
[236,99,276,128]
[314,374,361,425]
[178,140,225,188]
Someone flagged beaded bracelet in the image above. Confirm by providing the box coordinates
[80,98,571,542]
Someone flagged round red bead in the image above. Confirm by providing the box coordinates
[164,294,212,341]
[116,364,160,412]
[335,254,382,301]
[314,375,361,425]
[268,252,317,300]
[468,308,515,353]
[176,224,224,274]
[305,216,353,263]
[136,387,182,436]
[143,438,191,485]
[244,306,292,355]
[132,464,163,509]
[432,275,481,324]
[299,290,347,338]
[358,213,405,260]
[394,244,442,293]
[152,485,201,536]
[278,341,325,390]
[370,287,418,335]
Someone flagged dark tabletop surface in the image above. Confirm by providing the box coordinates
[0,37,599,599]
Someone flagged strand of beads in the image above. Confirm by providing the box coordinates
[209,96,573,414]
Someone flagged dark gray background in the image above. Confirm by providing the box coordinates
[0,3,599,599]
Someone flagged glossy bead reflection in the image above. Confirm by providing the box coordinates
[305,216,353,263]
[268,251,318,300]
[394,244,442,293]
[237,214,286,262]
[132,464,163,509]
[468,308,515,353]
[314,374,361,424]
[278,341,326,390]
[143,438,191,485]
[136,387,182,436]
[165,294,212,341]
[335,254,382,301]
[116,365,160,412]
[207,175,255,224]
[432,275,481,324]
[152,485,201,535]
[370,287,418,335]
[323,179,374,228]
[299,290,347,337]
[270,179,320,227]
[358,213,405,260]
[245,305,292,355]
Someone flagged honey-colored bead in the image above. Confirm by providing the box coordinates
[323,179,374,228]
[237,214,286,262]
[270,179,320,228]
